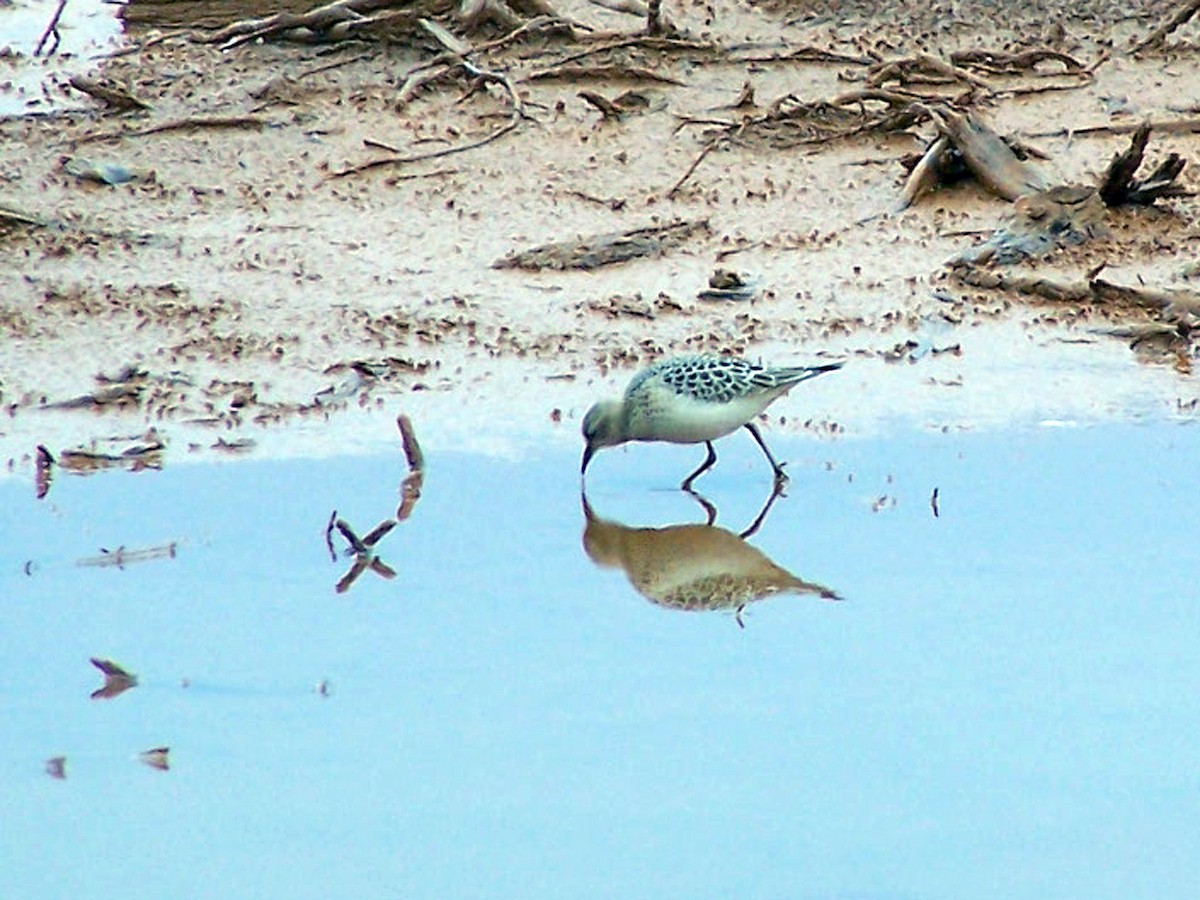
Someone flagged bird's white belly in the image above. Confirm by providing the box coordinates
[630,391,769,444]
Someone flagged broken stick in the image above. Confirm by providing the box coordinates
[396,414,424,521]
[397,414,425,472]
[929,106,1048,200]
[1099,122,1189,206]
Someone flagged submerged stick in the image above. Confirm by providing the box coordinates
[34,0,68,57]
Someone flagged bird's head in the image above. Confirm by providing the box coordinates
[581,399,624,476]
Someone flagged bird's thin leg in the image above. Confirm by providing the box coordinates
[682,486,718,525]
[744,422,787,485]
[681,441,718,491]
[739,480,785,539]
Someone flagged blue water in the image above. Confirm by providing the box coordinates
[2,423,1198,900]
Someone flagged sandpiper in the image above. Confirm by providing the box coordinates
[581,491,840,626]
[581,354,842,489]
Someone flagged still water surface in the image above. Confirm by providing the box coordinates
[2,424,1198,900]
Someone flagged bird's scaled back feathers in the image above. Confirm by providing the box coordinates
[627,355,842,405]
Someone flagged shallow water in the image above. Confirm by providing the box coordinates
[3,423,1199,900]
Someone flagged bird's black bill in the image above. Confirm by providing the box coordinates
[792,361,844,385]
[581,444,595,476]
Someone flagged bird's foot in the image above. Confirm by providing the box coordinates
[772,464,790,492]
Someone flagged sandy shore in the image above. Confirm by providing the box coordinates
[2,0,1198,470]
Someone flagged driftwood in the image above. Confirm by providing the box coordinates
[208,0,423,49]
[897,120,1053,212]
[1098,122,1190,206]
[861,48,1096,100]
[73,115,267,146]
[587,0,646,16]
[927,107,1049,201]
[949,48,1088,76]
[126,0,575,44]
[577,88,659,120]
[1133,0,1200,52]
[0,204,49,230]
[731,46,876,66]
[867,53,995,92]
[895,134,952,211]
[953,267,1200,326]
[687,89,925,155]
[460,0,523,29]
[1025,116,1200,139]
[120,0,316,28]
[396,414,425,521]
[493,219,707,270]
[68,76,152,111]
[54,438,167,474]
[949,186,1105,265]
[524,63,684,84]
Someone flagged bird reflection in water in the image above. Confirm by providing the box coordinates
[582,486,840,627]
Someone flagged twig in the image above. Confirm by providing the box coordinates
[34,0,68,57]
[363,137,401,153]
[1024,116,1200,139]
[544,35,715,68]
[578,90,623,119]
[647,0,663,34]
[0,204,49,229]
[867,53,995,92]
[950,48,1087,75]
[732,45,876,66]
[207,0,398,51]
[73,115,268,145]
[298,49,375,79]
[1133,0,1200,52]
[332,67,525,177]
[524,63,685,85]
[667,138,722,197]
[564,188,626,209]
